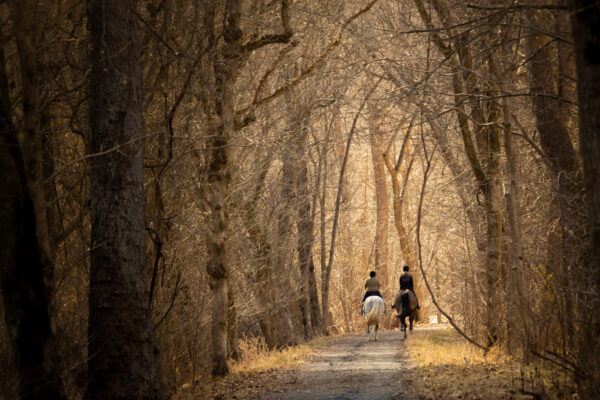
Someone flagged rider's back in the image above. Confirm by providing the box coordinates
[365,276,380,292]
[399,273,413,291]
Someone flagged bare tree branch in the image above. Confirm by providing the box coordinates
[237,0,381,116]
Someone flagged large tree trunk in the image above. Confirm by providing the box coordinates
[383,127,426,321]
[204,0,244,374]
[319,117,335,329]
[569,2,600,397]
[0,22,64,400]
[86,0,161,398]
[296,140,315,338]
[206,53,235,378]
[367,99,390,293]
[491,49,534,357]
[319,118,332,329]
[483,100,504,347]
[383,130,416,272]
[525,24,584,350]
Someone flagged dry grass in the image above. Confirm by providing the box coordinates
[176,335,330,400]
[408,327,501,367]
[405,326,576,400]
[230,336,321,374]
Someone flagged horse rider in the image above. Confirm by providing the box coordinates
[399,265,420,309]
[359,270,383,315]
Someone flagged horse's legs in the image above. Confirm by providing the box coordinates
[374,323,378,341]
[409,314,414,331]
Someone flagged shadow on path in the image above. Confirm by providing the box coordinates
[259,330,419,400]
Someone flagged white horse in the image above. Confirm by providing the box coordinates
[362,296,385,340]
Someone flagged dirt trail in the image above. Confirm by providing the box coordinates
[259,330,419,400]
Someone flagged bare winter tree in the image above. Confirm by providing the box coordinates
[569,1,600,397]
[0,1,66,398]
[86,0,161,397]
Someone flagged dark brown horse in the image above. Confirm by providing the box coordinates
[392,290,418,338]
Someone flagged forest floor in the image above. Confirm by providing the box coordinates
[183,325,576,400]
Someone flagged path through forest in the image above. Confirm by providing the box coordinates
[258,330,419,400]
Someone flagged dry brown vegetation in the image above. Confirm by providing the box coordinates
[407,328,577,400]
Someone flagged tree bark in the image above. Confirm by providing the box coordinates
[569,2,600,397]
[0,20,65,399]
[86,0,161,398]
[525,22,584,350]
[205,48,235,379]
[319,118,331,329]
[383,124,425,320]
[491,42,535,357]
[201,0,292,361]
[384,128,416,272]
[483,106,504,347]
[296,137,315,338]
[227,285,240,360]
[367,99,390,293]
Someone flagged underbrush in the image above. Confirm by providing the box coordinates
[406,327,577,400]
[174,335,328,399]
[230,335,320,374]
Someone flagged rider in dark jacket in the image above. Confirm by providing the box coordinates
[399,265,420,309]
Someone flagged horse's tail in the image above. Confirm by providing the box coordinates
[366,298,383,325]
[401,291,411,314]
[367,307,380,326]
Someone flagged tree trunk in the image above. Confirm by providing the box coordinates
[569,2,600,397]
[367,99,389,293]
[383,127,425,320]
[227,285,240,360]
[491,44,534,357]
[0,21,64,399]
[525,24,584,350]
[86,0,161,397]
[308,258,322,332]
[482,103,504,348]
[201,0,291,359]
[319,120,330,329]
[205,53,235,379]
[296,146,315,338]
[384,130,416,272]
